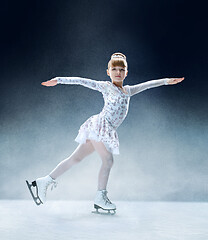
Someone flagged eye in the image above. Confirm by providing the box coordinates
[121,69,125,71]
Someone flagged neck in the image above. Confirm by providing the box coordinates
[112,81,123,88]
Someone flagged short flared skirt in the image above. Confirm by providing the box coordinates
[75,114,119,155]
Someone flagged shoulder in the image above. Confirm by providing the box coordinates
[104,81,113,88]
[123,85,131,95]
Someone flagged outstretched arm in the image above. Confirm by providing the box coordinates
[127,77,184,97]
[41,77,107,93]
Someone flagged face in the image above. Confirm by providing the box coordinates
[107,66,128,86]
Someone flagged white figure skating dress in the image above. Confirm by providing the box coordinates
[57,77,168,155]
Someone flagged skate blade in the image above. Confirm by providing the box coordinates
[26,180,43,206]
[92,205,116,215]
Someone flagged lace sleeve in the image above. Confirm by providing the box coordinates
[126,79,169,97]
[56,77,107,93]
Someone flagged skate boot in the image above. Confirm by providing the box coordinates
[26,175,57,205]
[93,190,116,215]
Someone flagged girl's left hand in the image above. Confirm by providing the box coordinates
[41,78,57,86]
[166,77,185,85]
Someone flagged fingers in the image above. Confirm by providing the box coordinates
[166,77,185,85]
[41,81,47,86]
[176,77,185,83]
[177,77,185,81]
[41,78,57,86]
[41,81,52,86]
[171,77,184,81]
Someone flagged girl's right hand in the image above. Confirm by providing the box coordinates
[41,78,58,86]
[165,77,185,85]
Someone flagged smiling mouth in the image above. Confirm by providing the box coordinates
[116,76,121,77]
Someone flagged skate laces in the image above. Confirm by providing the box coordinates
[44,180,58,195]
[50,180,58,191]
[102,190,112,204]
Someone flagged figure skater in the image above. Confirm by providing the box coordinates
[26,52,184,213]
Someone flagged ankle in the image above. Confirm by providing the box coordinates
[49,175,56,181]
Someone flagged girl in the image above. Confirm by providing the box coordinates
[26,53,184,213]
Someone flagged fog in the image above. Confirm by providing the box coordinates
[1,0,208,201]
[1,81,207,201]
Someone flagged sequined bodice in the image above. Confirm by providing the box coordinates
[100,82,130,129]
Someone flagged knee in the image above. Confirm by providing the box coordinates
[71,155,83,164]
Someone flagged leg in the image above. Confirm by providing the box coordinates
[90,140,116,213]
[90,140,114,190]
[49,140,95,179]
[26,140,94,205]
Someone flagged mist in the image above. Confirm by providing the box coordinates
[1,0,208,201]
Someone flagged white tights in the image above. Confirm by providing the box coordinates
[49,140,114,190]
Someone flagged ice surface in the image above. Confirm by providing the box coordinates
[0,200,208,240]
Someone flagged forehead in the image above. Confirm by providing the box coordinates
[110,66,126,69]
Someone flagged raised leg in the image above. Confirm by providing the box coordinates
[49,140,95,179]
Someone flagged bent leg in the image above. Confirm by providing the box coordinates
[49,140,95,179]
[90,140,114,190]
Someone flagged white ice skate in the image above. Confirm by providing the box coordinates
[92,190,116,215]
[26,175,57,205]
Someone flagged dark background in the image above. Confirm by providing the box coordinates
[0,0,207,201]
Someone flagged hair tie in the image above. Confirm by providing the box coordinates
[111,54,126,60]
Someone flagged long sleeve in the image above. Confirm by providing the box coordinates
[56,77,107,93]
[126,79,169,97]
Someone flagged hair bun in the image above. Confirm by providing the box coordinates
[111,52,126,60]
[108,52,128,69]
